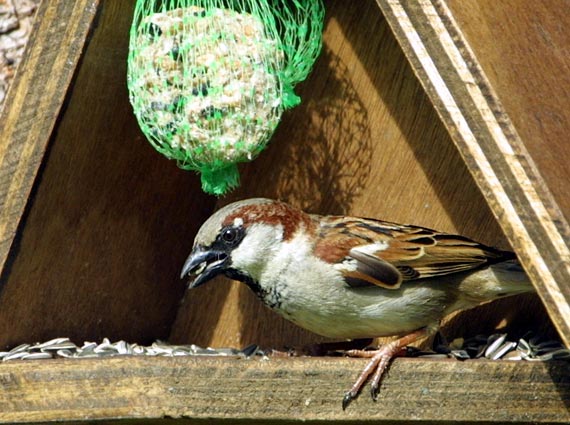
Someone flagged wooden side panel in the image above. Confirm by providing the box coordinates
[170,0,550,349]
[0,1,216,347]
[0,1,99,275]
[444,0,570,345]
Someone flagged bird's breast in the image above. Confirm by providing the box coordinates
[248,232,452,339]
[256,252,445,339]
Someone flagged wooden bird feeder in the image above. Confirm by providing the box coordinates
[0,0,569,423]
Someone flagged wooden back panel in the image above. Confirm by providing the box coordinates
[170,0,550,349]
[0,0,554,350]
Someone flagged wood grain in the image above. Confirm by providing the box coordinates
[373,0,570,346]
[446,0,570,222]
[0,0,556,368]
[169,0,551,349]
[0,1,99,276]
[0,1,217,348]
[0,356,568,423]
[0,1,566,422]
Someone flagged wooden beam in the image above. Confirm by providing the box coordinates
[0,0,100,274]
[0,11,564,425]
[374,0,570,346]
[0,356,568,423]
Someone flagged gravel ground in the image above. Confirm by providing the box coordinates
[0,0,39,109]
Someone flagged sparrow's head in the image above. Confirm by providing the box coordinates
[180,198,313,289]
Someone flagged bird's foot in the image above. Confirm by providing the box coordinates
[342,328,429,410]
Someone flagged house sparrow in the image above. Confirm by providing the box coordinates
[180,198,533,408]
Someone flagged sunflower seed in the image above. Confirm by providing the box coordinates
[8,343,30,354]
[132,345,145,355]
[490,341,517,360]
[517,338,532,357]
[534,340,564,355]
[150,342,174,355]
[550,349,570,360]
[118,340,129,354]
[241,344,260,357]
[463,334,489,358]
[94,338,113,353]
[484,334,507,359]
[450,350,471,360]
[503,350,523,361]
[448,337,464,351]
[22,352,53,360]
[528,334,543,347]
[40,341,78,351]
[3,351,28,361]
[80,342,98,353]
[34,338,72,349]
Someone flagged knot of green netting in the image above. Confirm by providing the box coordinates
[127,0,324,196]
[198,164,240,196]
[282,84,301,109]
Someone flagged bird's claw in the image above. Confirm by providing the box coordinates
[343,384,379,409]
[342,391,356,410]
[370,384,380,401]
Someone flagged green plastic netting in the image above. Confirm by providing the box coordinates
[127,0,324,195]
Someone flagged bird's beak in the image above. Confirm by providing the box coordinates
[180,247,228,289]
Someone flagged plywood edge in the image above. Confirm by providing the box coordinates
[0,0,101,275]
[374,0,570,345]
[0,356,568,423]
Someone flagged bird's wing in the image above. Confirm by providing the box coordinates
[312,215,514,290]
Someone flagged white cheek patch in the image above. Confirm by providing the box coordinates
[351,242,389,256]
[230,223,283,279]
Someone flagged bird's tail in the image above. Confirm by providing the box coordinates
[489,259,534,295]
[458,259,534,306]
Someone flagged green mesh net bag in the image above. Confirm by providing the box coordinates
[127,0,324,195]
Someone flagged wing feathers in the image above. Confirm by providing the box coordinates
[349,249,402,288]
[313,215,514,290]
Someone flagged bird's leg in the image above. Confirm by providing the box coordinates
[342,328,430,409]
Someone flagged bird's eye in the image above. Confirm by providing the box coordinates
[221,227,239,244]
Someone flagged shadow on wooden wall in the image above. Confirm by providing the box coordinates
[169,0,556,349]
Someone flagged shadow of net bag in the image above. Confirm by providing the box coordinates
[127,0,324,195]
